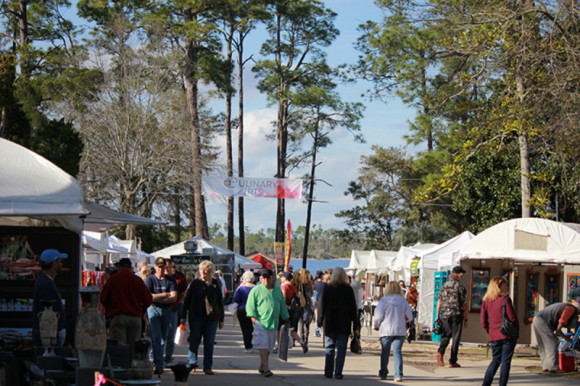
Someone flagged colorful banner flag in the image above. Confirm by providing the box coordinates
[284,220,292,272]
[202,176,302,199]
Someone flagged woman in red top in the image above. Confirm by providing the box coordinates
[480,277,518,386]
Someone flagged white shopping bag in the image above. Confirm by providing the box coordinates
[174,323,188,346]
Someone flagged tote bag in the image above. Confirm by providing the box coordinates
[500,297,519,338]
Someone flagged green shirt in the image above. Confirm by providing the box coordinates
[245,284,289,331]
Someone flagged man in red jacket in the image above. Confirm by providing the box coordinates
[101,258,153,361]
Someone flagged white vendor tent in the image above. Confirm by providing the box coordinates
[458,218,580,263]
[390,242,438,283]
[152,236,261,270]
[367,250,398,272]
[416,231,475,330]
[0,138,87,232]
[347,250,371,272]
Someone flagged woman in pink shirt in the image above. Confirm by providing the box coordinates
[480,277,518,386]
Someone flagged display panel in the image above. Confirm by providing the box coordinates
[525,270,539,324]
[469,268,490,312]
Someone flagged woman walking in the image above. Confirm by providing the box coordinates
[481,276,518,386]
[317,267,360,379]
[180,260,224,375]
[373,281,413,382]
[295,269,314,353]
[233,270,256,353]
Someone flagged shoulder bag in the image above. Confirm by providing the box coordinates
[500,296,519,338]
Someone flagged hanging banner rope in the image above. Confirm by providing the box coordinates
[202,176,302,199]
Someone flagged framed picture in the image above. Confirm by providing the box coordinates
[470,268,490,312]
[567,273,580,302]
[525,270,539,324]
[544,268,560,306]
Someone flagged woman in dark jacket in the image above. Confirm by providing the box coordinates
[317,266,360,379]
[480,276,518,386]
[180,260,224,375]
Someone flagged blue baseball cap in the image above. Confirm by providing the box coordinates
[40,249,68,264]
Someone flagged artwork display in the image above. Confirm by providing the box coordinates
[544,269,560,306]
[470,268,490,312]
[525,271,539,324]
[567,274,580,302]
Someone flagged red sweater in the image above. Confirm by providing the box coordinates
[100,268,153,319]
[480,295,519,342]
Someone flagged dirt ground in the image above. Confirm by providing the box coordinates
[360,338,580,379]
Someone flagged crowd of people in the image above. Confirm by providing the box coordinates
[32,250,580,385]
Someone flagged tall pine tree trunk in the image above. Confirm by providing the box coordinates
[225,29,235,251]
[237,31,246,255]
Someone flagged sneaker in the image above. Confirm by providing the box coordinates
[449,363,461,368]
[394,377,402,382]
[203,369,215,375]
[272,347,278,354]
[243,348,254,354]
[436,352,445,367]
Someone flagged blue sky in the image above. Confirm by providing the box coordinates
[206,0,417,233]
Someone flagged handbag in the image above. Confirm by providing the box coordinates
[174,323,188,346]
[500,296,519,338]
[350,331,362,354]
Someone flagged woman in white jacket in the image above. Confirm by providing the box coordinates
[373,281,413,382]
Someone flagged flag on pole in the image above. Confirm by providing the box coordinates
[284,220,292,272]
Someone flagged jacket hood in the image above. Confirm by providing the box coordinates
[380,295,406,306]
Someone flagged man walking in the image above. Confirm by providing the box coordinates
[435,266,468,368]
[32,249,68,347]
[145,257,178,375]
[164,258,187,365]
[100,258,152,361]
[245,268,290,377]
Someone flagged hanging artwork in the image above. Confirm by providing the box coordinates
[544,268,560,306]
[469,268,490,312]
[567,274,580,302]
[525,271,539,324]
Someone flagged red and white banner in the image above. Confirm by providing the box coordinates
[202,176,302,199]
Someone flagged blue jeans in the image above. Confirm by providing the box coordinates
[324,332,349,378]
[380,336,405,379]
[482,338,517,386]
[147,305,174,368]
[187,318,219,371]
[164,309,178,362]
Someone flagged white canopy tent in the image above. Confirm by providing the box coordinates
[367,250,398,273]
[0,138,88,232]
[347,250,371,272]
[458,218,580,263]
[416,231,475,330]
[390,243,438,284]
[152,236,261,270]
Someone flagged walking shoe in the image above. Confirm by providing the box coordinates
[243,348,254,354]
[449,363,461,368]
[380,375,387,380]
[153,367,164,376]
[436,352,445,367]
[203,369,215,375]
[394,377,402,382]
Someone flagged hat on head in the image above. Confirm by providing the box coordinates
[452,266,466,274]
[260,268,274,277]
[118,258,132,269]
[40,249,68,265]
[316,270,324,278]
[154,257,167,266]
[281,272,292,280]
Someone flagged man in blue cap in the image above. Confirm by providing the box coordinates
[32,249,68,347]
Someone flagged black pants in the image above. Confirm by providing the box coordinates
[438,314,463,365]
[237,308,253,349]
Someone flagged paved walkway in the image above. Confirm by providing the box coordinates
[150,313,579,385]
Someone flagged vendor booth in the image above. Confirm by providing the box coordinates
[457,218,580,345]
[152,236,261,294]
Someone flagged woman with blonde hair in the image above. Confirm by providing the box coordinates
[180,260,224,375]
[372,281,413,382]
[294,269,314,353]
[481,276,518,386]
[317,267,359,379]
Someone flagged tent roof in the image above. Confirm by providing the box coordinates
[367,250,398,272]
[348,250,371,270]
[247,253,275,269]
[152,236,261,269]
[459,218,580,264]
[83,201,164,232]
[0,138,87,231]
[390,243,438,272]
[419,231,475,270]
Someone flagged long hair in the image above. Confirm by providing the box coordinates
[482,276,507,302]
[296,268,310,285]
[329,266,349,286]
[385,281,404,296]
